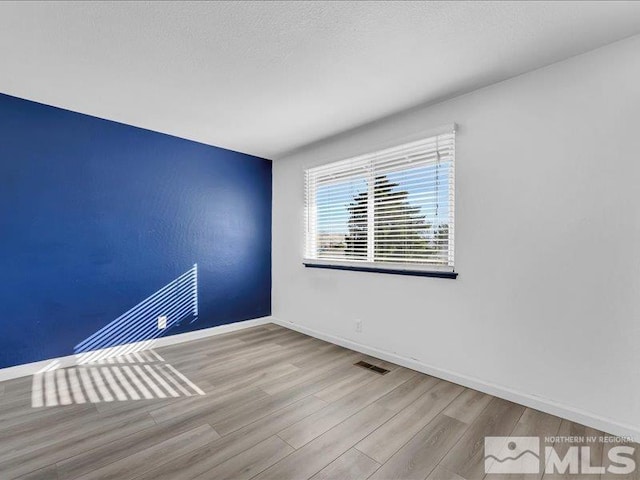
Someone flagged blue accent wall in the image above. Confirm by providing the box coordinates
[0,93,272,369]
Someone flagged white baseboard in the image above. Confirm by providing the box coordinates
[271,317,640,442]
[0,316,273,382]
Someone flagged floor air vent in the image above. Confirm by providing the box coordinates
[354,360,390,375]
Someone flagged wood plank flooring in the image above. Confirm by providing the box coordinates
[0,323,636,480]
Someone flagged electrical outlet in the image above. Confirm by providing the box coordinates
[355,319,362,333]
[158,316,167,329]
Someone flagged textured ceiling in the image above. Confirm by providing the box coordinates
[1,1,640,159]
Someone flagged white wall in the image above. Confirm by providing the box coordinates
[273,35,640,438]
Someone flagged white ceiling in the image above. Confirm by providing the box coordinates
[1,1,640,159]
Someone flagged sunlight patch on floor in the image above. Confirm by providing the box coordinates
[31,349,204,407]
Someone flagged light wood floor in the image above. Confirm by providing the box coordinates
[0,323,636,480]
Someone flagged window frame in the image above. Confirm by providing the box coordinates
[303,125,457,278]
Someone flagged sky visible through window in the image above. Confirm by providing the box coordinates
[316,163,451,234]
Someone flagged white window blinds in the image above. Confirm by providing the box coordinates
[305,128,455,271]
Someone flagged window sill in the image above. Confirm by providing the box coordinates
[302,262,458,279]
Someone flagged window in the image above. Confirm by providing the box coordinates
[304,127,455,274]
